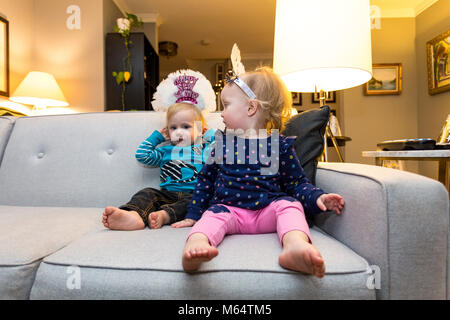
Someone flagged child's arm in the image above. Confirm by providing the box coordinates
[279,139,330,214]
[172,149,219,227]
[135,130,166,166]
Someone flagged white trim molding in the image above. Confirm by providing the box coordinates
[112,0,131,16]
[137,13,163,27]
[415,0,438,16]
[372,0,438,18]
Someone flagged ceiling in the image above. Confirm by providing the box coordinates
[115,0,438,73]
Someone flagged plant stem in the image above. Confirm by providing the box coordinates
[122,82,125,111]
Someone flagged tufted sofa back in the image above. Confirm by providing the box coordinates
[0,112,225,208]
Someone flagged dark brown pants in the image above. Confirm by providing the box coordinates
[119,188,192,226]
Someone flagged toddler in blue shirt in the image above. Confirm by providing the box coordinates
[102,69,217,230]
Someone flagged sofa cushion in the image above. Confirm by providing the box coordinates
[0,205,103,299]
[0,206,103,266]
[0,112,225,208]
[30,226,375,299]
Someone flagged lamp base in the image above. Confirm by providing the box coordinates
[31,103,47,116]
[318,89,344,162]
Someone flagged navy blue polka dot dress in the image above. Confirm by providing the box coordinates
[186,131,325,221]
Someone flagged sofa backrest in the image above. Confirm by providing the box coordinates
[0,116,16,166]
[0,112,225,208]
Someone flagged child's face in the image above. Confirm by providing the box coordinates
[220,83,251,131]
[167,109,202,147]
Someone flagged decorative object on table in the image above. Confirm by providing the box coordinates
[151,69,216,113]
[9,71,68,115]
[111,13,143,111]
[377,138,437,151]
[105,32,159,112]
[273,0,372,162]
[0,17,9,97]
[427,30,450,95]
[364,63,402,95]
[329,110,342,137]
[437,114,450,144]
[312,91,335,103]
[291,92,302,106]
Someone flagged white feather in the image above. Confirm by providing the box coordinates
[231,43,246,76]
[151,69,216,113]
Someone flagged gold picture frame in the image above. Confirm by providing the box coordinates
[0,16,9,97]
[291,92,302,106]
[312,91,336,103]
[364,63,402,95]
[427,30,450,95]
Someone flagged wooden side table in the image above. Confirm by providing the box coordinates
[362,150,450,191]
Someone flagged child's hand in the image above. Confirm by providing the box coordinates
[171,218,196,228]
[160,127,170,141]
[316,193,344,214]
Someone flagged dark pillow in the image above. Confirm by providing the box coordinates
[281,105,330,185]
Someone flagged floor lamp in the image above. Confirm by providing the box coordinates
[273,0,373,162]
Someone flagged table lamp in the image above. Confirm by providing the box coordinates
[9,71,69,114]
[273,0,373,161]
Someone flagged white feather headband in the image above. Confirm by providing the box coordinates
[151,69,216,112]
[227,44,257,99]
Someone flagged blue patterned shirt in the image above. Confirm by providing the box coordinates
[135,129,215,192]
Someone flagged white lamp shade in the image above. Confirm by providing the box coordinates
[273,0,373,92]
[10,71,69,107]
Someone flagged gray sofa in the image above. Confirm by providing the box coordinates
[0,112,448,300]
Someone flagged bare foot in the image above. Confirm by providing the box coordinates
[149,210,170,229]
[102,206,145,231]
[182,233,219,272]
[279,231,325,278]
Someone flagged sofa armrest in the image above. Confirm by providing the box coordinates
[314,162,449,300]
[0,116,16,166]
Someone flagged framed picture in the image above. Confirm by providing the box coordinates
[291,92,302,106]
[312,91,336,103]
[0,17,9,97]
[215,63,225,84]
[364,63,402,95]
[427,30,450,95]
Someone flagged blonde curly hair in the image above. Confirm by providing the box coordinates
[166,103,207,129]
[241,67,292,132]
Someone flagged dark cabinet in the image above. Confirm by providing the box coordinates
[105,32,159,111]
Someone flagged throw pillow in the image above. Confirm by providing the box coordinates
[281,105,330,185]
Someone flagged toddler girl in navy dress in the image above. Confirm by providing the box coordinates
[173,63,344,278]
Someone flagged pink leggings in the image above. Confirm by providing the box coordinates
[187,199,311,248]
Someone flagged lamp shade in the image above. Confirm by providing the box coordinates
[273,0,373,92]
[9,71,68,108]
